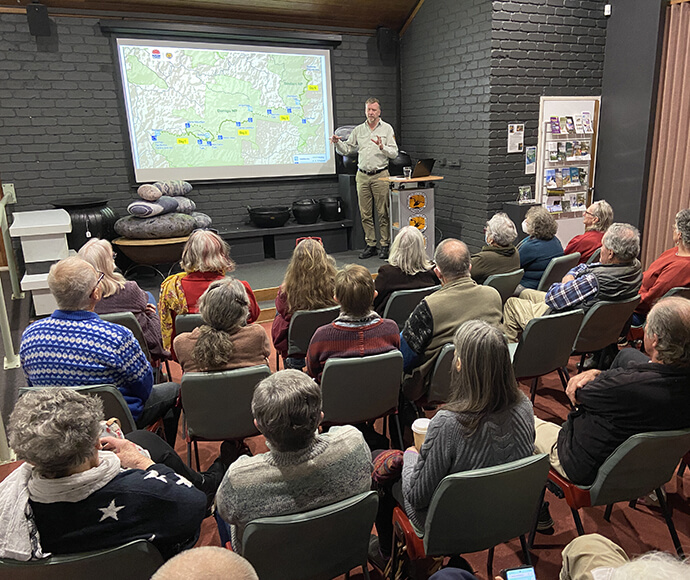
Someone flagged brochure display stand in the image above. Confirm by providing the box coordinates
[382,176,443,260]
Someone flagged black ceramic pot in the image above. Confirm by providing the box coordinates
[292,199,321,224]
[51,197,118,250]
[247,206,290,228]
[319,197,344,222]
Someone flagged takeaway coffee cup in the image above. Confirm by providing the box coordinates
[403,166,412,179]
[411,418,431,451]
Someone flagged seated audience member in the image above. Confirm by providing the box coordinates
[371,321,534,567]
[503,223,643,343]
[470,212,520,284]
[174,278,270,372]
[0,388,206,561]
[400,239,502,403]
[517,206,564,289]
[373,226,439,314]
[215,370,373,552]
[272,238,337,368]
[560,533,690,580]
[78,238,167,359]
[534,296,690,488]
[564,200,613,264]
[20,257,180,444]
[159,230,260,351]
[151,546,258,580]
[306,263,400,383]
[632,208,690,326]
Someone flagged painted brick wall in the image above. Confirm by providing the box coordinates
[0,14,398,233]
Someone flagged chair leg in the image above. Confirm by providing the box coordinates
[528,485,546,549]
[519,534,532,566]
[487,546,494,579]
[656,486,685,557]
[604,504,613,522]
[361,564,371,580]
[571,508,586,535]
[392,413,404,450]
[345,571,350,579]
[678,460,687,477]
[529,377,538,403]
[557,366,570,390]
[275,352,280,371]
[194,441,201,471]
[186,441,192,467]
[578,354,586,373]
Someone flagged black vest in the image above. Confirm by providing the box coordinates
[580,260,643,311]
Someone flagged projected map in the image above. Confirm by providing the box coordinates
[117,39,334,182]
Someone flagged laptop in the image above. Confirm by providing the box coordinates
[410,158,435,178]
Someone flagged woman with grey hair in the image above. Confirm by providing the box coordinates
[173,278,270,372]
[565,199,614,264]
[373,226,439,314]
[0,388,207,561]
[632,208,690,326]
[518,206,563,289]
[470,212,520,284]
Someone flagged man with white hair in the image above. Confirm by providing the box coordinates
[151,546,258,580]
[20,256,180,443]
[470,212,520,284]
[564,199,614,264]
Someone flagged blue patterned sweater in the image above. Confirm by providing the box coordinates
[20,310,153,421]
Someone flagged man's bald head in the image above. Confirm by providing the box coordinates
[434,238,471,282]
[47,257,99,311]
[151,546,259,580]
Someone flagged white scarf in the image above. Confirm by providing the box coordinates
[0,451,121,561]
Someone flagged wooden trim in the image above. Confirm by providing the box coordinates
[253,286,280,303]
[400,0,426,37]
[670,0,690,5]
[257,307,276,323]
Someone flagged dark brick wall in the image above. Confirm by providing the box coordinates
[400,0,607,250]
[0,14,398,233]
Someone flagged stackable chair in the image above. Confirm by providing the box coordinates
[663,286,690,300]
[276,306,340,369]
[321,350,404,449]
[0,539,163,580]
[536,253,581,292]
[181,365,271,468]
[546,428,690,557]
[483,269,524,305]
[425,343,456,406]
[71,384,141,434]
[509,309,584,403]
[174,313,204,335]
[382,285,440,331]
[585,247,601,264]
[240,491,378,580]
[391,455,549,578]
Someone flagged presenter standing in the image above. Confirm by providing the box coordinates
[331,98,398,259]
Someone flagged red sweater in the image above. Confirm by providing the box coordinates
[564,230,604,264]
[636,247,690,316]
[180,272,260,322]
[306,317,400,383]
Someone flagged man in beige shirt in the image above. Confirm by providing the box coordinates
[331,97,398,259]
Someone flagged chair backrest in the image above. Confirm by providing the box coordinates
[71,384,137,433]
[181,365,271,441]
[585,247,602,264]
[287,306,340,357]
[483,269,524,305]
[572,295,641,354]
[536,253,581,292]
[664,286,690,300]
[0,539,163,580]
[321,350,403,425]
[383,285,441,330]
[511,310,584,379]
[588,429,690,507]
[241,491,378,580]
[100,312,151,361]
[426,343,455,405]
[423,454,549,556]
[174,313,204,335]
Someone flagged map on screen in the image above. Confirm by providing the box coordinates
[116,38,336,182]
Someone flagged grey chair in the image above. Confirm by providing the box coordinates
[181,365,271,468]
[174,313,204,335]
[536,253,581,292]
[0,539,163,580]
[321,350,404,449]
[547,428,690,557]
[72,384,139,433]
[484,269,524,305]
[391,454,550,578]
[277,306,341,369]
[382,285,441,330]
[426,343,455,405]
[241,491,378,580]
[585,247,601,264]
[509,310,584,403]
[572,295,641,370]
[664,286,690,300]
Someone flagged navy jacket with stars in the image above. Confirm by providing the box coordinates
[30,464,206,560]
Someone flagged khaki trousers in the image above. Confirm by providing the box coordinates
[356,169,390,247]
[559,533,629,580]
[534,416,568,478]
[502,289,550,342]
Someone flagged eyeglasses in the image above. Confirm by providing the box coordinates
[584,210,596,218]
[96,272,105,286]
[295,236,323,247]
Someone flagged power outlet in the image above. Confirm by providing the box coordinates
[2,183,17,204]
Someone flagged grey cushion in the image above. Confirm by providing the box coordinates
[115,213,196,239]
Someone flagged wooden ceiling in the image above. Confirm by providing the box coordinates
[0,0,424,33]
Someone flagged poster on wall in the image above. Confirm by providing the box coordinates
[507,123,525,153]
[525,146,536,174]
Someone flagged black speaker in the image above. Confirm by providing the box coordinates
[376,27,397,65]
[27,3,51,37]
